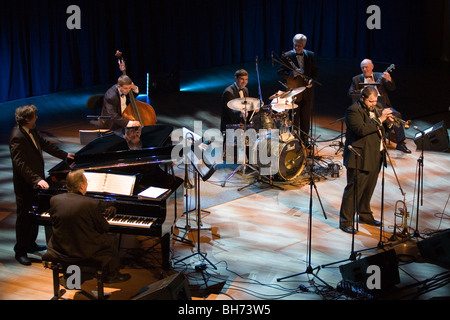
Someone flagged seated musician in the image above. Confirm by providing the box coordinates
[46,169,131,284]
[348,59,410,153]
[101,75,141,131]
[124,126,142,150]
[221,69,256,132]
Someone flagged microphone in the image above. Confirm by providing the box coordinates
[348,145,361,158]
[413,126,427,136]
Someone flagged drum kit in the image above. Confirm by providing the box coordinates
[224,86,307,183]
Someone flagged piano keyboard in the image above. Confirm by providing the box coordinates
[37,212,154,229]
[107,214,154,229]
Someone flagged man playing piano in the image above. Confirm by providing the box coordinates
[46,169,131,284]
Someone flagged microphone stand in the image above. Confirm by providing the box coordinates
[413,127,426,238]
[322,121,393,269]
[329,117,345,155]
[322,148,361,268]
[238,57,283,192]
[277,136,331,289]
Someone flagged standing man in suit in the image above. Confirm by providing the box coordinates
[101,75,141,131]
[348,59,410,153]
[221,69,252,133]
[278,34,319,147]
[9,105,74,265]
[339,87,394,234]
[46,169,131,284]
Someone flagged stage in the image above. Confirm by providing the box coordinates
[0,59,449,301]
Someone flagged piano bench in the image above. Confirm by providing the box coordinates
[42,253,108,300]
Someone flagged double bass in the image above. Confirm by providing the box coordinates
[116,51,157,126]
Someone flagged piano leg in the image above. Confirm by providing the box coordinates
[160,233,172,270]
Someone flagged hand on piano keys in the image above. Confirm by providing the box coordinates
[38,211,155,229]
[103,206,117,218]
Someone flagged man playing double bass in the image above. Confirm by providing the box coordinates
[101,75,141,131]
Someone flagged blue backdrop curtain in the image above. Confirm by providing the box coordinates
[0,0,444,103]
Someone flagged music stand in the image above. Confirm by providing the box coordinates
[174,143,217,270]
[329,117,345,155]
[176,128,214,242]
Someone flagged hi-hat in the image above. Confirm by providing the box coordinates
[279,87,306,99]
[227,97,261,111]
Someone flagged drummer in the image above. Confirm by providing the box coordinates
[220,69,258,132]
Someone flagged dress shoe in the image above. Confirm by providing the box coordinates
[340,225,358,234]
[396,143,411,153]
[27,244,47,253]
[358,216,382,226]
[104,272,131,284]
[15,254,32,266]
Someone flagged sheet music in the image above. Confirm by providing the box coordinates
[84,172,136,196]
[138,186,169,199]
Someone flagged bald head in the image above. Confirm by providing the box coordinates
[360,59,374,77]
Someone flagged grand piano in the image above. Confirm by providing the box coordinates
[32,124,184,270]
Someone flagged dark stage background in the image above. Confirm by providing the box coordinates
[0,0,449,121]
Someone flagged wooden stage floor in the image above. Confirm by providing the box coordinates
[0,112,449,301]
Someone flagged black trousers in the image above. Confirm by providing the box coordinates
[293,93,313,147]
[14,193,39,256]
[339,161,382,227]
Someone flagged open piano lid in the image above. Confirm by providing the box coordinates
[49,124,175,175]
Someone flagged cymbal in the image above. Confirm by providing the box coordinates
[271,103,298,111]
[227,97,261,111]
[279,87,306,99]
[269,90,286,100]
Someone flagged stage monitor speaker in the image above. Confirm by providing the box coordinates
[339,249,400,293]
[414,121,449,151]
[417,229,450,267]
[131,273,191,300]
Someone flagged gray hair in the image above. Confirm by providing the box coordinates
[66,170,86,193]
[293,34,307,43]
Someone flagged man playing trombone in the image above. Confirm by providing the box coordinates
[278,34,319,148]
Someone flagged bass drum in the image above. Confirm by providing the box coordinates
[250,135,306,181]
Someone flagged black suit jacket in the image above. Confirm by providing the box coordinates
[9,126,68,198]
[101,84,139,131]
[47,192,114,262]
[348,73,396,108]
[221,83,249,132]
[277,49,319,91]
[343,100,389,172]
